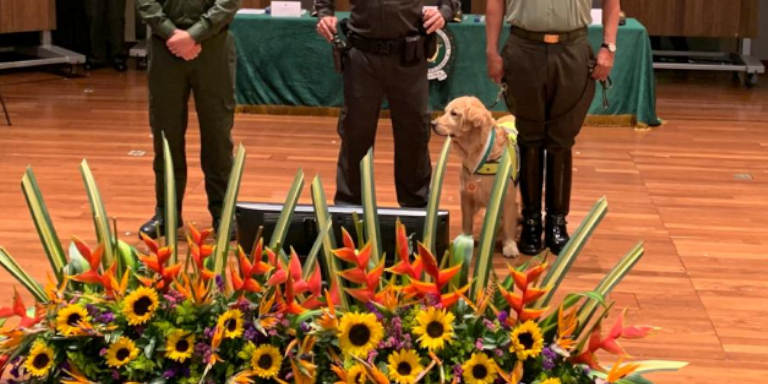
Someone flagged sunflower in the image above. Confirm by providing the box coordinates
[122,286,159,326]
[165,329,195,362]
[412,307,455,351]
[55,304,89,336]
[251,345,283,378]
[25,340,54,377]
[217,309,244,339]
[387,349,423,384]
[106,337,139,367]
[509,320,544,361]
[347,364,367,384]
[461,353,498,384]
[338,312,384,358]
[539,379,562,384]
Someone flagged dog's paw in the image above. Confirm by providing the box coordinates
[503,240,519,259]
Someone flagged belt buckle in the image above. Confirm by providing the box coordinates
[543,34,560,44]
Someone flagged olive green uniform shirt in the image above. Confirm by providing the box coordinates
[137,0,240,42]
[506,0,592,33]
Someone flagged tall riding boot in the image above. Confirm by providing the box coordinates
[545,148,573,255]
[518,144,545,255]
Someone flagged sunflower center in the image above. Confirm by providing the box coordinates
[472,365,488,379]
[133,297,153,316]
[116,348,131,361]
[427,321,444,338]
[258,354,273,369]
[176,339,190,352]
[32,353,50,369]
[349,324,371,346]
[225,318,238,332]
[397,362,412,376]
[67,313,82,327]
[518,332,534,350]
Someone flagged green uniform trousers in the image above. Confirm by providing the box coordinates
[148,30,236,220]
[84,0,127,64]
[334,48,432,208]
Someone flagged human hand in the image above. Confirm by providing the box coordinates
[179,44,202,61]
[592,48,614,81]
[316,16,338,42]
[423,8,446,34]
[487,51,504,84]
[167,30,197,57]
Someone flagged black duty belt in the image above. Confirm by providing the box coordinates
[510,26,588,44]
[348,34,406,55]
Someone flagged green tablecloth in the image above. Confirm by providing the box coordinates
[232,14,660,127]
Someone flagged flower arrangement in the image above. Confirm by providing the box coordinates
[0,143,687,383]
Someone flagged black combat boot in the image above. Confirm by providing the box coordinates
[544,148,573,255]
[518,144,545,256]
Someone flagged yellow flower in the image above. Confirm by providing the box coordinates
[412,307,455,351]
[165,329,195,362]
[509,321,544,361]
[25,340,54,377]
[539,378,561,384]
[462,353,498,384]
[55,304,89,336]
[251,345,282,378]
[217,309,244,339]
[106,337,139,367]
[387,349,423,384]
[122,287,159,326]
[347,364,367,384]
[338,312,384,358]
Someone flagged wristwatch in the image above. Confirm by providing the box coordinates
[601,43,617,53]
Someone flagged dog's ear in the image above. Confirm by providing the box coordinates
[465,105,493,130]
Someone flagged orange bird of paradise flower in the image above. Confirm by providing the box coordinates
[391,242,468,309]
[498,263,550,324]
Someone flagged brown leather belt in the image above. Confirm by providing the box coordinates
[510,26,588,44]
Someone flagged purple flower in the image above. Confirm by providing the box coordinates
[542,347,556,370]
[216,275,225,291]
[483,319,496,331]
[300,322,311,333]
[368,349,378,362]
[204,327,215,339]
[244,323,258,341]
[95,311,115,324]
[163,369,176,379]
[112,370,120,380]
[583,366,591,375]
[99,348,108,356]
[497,311,508,324]
[268,329,278,336]
[494,349,504,358]
[452,364,463,378]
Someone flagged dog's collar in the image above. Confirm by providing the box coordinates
[468,121,520,180]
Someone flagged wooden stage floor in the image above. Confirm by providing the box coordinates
[1,69,767,383]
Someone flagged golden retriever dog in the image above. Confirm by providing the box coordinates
[431,96,519,258]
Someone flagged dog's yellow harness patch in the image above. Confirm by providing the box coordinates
[473,121,519,180]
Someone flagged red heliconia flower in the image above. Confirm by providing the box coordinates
[230,241,273,294]
[0,288,44,329]
[137,233,181,291]
[69,237,124,297]
[498,263,550,323]
[572,307,661,370]
[331,227,388,304]
[397,243,469,309]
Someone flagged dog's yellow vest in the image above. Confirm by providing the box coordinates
[473,121,519,179]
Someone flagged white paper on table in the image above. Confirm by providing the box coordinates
[591,9,603,25]
[238,8,266,15]
[271,1,302,17]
